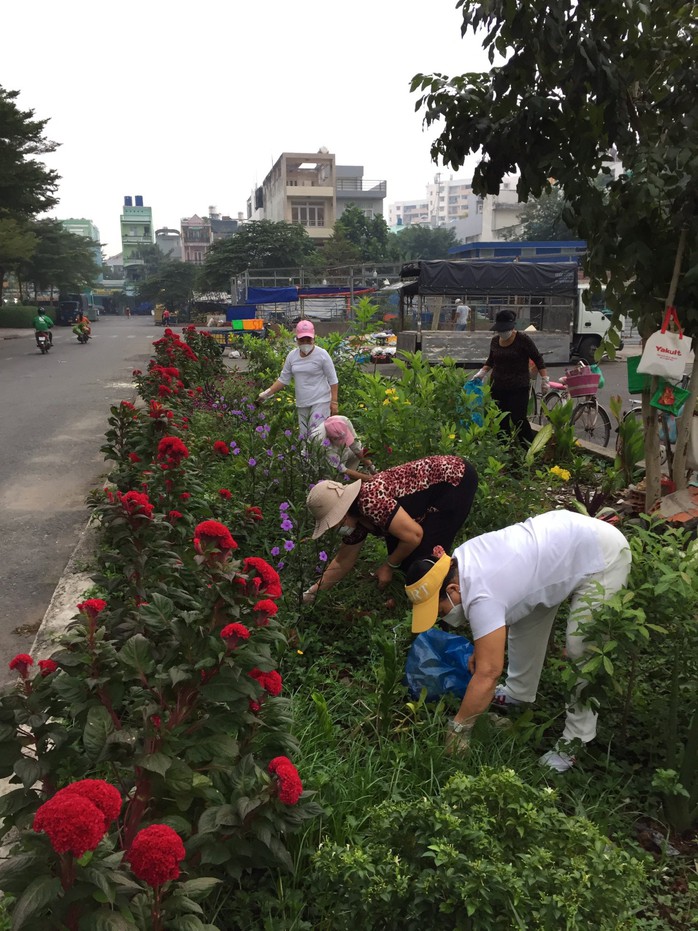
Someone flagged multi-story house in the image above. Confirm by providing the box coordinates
[180,208,240,264]
[120,196,154,282]
[247,150,387,241]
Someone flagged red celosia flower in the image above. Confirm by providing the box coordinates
[253,599,278,617]
[132,369,142,376]
[148,400,168,419]
[120,400,135,411]
[157,384,172,397]
[218,488,232,500]
[33,793,107,858]
[157,436,190,465]
[118,490,154,519]
[180,492,191,501]
[220,623,250,648]
[38,659,58,677]
[127,824,186,887]
[128,452,141,463]
[213,441,229,456]
[8,654,33,678]
[249,699,262,713]
[168,510,183,523]
[77,598,108,619]
[242,557,282,599]
[59,779,122,831]
[245,506,263,522]
[249,667,282,697]
[193,520,238,555]
[268,757,303,805]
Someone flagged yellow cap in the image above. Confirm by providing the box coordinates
[405,553,453,634]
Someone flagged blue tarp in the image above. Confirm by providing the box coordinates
[247,286,299,304]
[225,305,257,321]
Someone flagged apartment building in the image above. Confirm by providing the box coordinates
[120,195,154,282]
[247,150,387,241]
[180,207,241,264]
[389,175,473,228]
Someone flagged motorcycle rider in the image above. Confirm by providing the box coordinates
[32,309,54,347]
[73,311,91,342]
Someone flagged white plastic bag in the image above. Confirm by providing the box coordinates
[637,306,691,381]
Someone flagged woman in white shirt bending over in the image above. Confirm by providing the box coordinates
[257,320,339,434]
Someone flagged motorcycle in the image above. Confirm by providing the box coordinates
[76,330,90,344]
[36,332,51,354]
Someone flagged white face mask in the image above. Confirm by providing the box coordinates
[441,591,466,628]
[498,330,515,341]
[337,524,353,538]
[299,343,314,356]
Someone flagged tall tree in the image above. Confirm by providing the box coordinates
[503,186,575,242]
[199,221,317,291]
[389,225,460,261]
[137,261,198,312]
[412,0,698,507]
[334,206,391,262]
[17,220,100,298]
[0,218,37,298]
[0,87,60,303]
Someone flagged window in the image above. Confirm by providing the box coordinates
[291,204,325,227]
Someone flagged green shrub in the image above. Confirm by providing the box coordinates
[311,767,645,930]
[0,306,40,327]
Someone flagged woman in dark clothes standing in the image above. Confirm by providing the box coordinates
[472,309,549,445]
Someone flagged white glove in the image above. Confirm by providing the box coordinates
[302,587,317,604]
[541,377,551,391]
[475,368,488,381]
[257,389,272,402]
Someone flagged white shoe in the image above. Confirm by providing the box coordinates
[491,686,525,710]
[540,749,576,773]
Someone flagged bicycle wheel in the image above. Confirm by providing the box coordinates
[616,408,643,455]
[572,400,611,447]
[539,390,566,421]
[617,407,668,465]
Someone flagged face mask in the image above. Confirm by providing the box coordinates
[299,343,313,356]
[337,524,353,538]
[499,329,515,340]
[441,592,466,628]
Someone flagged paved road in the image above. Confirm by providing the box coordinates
[0,315,156,683]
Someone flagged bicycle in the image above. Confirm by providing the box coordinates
[615,374,690,468]
[532,363,612,447]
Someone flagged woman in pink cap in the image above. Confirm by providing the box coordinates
[258,319,339,434]
[309,415,376,481]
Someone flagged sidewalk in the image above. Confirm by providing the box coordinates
[0,328,33,340]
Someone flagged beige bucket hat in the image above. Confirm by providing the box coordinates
[306,479,362,539]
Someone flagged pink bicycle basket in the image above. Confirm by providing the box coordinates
[565,368,601,397]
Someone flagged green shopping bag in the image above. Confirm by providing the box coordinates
[627,355,651,394]
[650,379,690,416]
[590,364,605,389]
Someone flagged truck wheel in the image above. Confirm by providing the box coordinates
[575,337,599,365]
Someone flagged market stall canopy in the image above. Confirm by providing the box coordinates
[399,261,578,297]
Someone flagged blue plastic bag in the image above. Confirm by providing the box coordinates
[404,628,475,701]
[459,380,484,427]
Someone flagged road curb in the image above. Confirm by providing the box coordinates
[30,518,98,661]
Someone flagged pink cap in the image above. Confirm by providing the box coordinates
[324,416,355,447]
[295,319,315,339]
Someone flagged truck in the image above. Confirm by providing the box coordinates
[394,260,621,367]
[56,293,99,326]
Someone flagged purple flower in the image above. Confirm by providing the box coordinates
[248,458,257,467]
[284,430,292,438]
[277,454,284,461]
[281,518,293,532]
[232,448,241,455]
[322,439,331,447]
[319,551,328,562]
[247,403,255,411]
[230,441,237,448]
[266,449,274,457]
[255,426,265,434]
[271,546,280,557]
[279,502,290,511]
[277,561,285,570]
[283,540,295,552]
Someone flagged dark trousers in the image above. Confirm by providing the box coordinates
[491,386,534,445]
[386,461,478,570]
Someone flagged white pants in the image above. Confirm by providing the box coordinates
[500,520,631,744]
[297,402,330,436]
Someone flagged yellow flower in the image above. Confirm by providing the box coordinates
[383,399,391,405]
[296,650,304,655]
[549,466,571,482]
[448,434,456,440]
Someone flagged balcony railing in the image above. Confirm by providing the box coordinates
[336,179,387,196]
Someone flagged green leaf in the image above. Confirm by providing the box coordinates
[135,752,172,777]
[10,875,62,929]
[178,878,222,901]
[168,917,207,931]
[13,757,40,789]
[83,705,115,761]
[87,911,139,931]
[165,759,194,794]
[117,634,154,675]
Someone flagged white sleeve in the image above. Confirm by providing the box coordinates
[321,350,339,386]
[278,350,295,386]
[467,599,507,640]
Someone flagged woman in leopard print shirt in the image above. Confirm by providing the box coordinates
[304,455,477,602]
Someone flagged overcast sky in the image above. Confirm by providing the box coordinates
[3,1,489,256]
